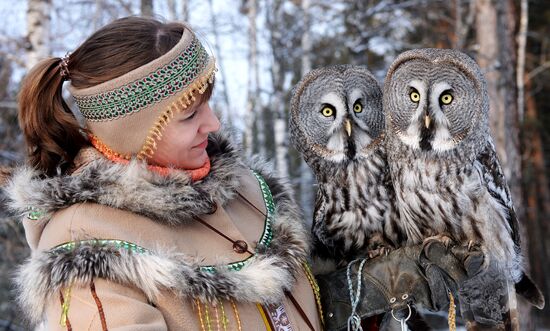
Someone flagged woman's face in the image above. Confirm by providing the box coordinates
[149,100,220,169]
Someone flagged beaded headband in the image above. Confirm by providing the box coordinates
[69,28,216,160]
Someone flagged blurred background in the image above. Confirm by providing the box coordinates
[0,0,548,329]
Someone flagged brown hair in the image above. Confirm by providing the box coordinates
[18,17,213,176]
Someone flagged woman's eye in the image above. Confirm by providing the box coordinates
[181,111,197,121]
[440,93,453,105]
[353,103,363,113]
[321,107,334,117]
[410,91,420,103]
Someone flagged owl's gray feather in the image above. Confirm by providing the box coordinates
[384,48,543,307]
[290,65,403,265]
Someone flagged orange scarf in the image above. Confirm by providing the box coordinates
[90,135,211,181]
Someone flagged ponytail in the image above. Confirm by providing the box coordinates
[18,58,89,176]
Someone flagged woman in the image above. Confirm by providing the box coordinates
[7,17,322,330]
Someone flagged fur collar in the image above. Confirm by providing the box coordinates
[6,133,241,225]
[5,134,310,326]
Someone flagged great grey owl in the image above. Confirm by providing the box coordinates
[289,65,403,266]
[383,48,543,307]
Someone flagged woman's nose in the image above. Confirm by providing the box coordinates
[199,103,221,133]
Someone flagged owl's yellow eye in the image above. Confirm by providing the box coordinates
[410,91,420,103]
[353,103,363,113]
[440,93,453,105]
[321,107,334,117]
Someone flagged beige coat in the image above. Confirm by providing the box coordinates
[7,135,322,330]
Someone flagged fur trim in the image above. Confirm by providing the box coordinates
[5,133,241,225]
[7,133,310,326]
[17,240,303,325]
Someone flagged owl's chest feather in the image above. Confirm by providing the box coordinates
[392,157,495,242]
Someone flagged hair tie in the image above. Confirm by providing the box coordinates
[59,53,71,79]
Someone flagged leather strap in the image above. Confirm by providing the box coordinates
[286,292,316,331]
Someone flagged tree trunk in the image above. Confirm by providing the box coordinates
[522,74,550,327]
[182,0,189,22]
[140,0,153,17]
[207,0,232,128]
[26,0,52,70]
[475,0,531,328]
[266,0,288,177]
[245,0,258,157]
[299,0,314,222]
[167,0,176,20]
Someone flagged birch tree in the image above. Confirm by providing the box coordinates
[299,0,314,220]
[26,0,52,70]
[141,0,154,16]
[244,0,260,157]
[266,0,289,177]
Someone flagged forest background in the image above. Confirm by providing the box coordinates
[0,0,548,330]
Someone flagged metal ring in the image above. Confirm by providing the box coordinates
[391,304,412,322]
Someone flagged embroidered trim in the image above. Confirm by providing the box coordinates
[26,206,44,220]
[75,37,210,122]
[257,303,274,331]
[137,59,216,160]
[53,239,148,254]
[265,303,294,330]
[199,171,274,273]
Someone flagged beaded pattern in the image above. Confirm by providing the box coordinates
[137,62,216,160]
[74,37,210,122]
[26,206,44,220]
[200,171,275,273]
[52,239,148,254]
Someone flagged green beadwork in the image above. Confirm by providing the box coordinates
[26,206,43,220]
[199,171,276,273]
[74,37,211,122]
[52,239,149,254]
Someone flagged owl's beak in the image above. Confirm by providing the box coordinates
[345,119,352,136]
[424,115,432,129]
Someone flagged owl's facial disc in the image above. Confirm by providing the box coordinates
[397,80,455,152]
[348,88,375,155]
[318,92,349,162]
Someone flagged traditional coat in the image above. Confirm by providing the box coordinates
[6,134,322,330]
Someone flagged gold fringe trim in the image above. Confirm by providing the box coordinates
[448,291,456,331]
[219,299,228,331]
[196,298,207,331]
[230,299,242,331]
[137,59,217,160]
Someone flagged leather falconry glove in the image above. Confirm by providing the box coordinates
[316,242,488,331]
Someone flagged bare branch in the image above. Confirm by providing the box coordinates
[528,61,550,80]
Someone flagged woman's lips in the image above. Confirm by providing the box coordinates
[194,139,208,149]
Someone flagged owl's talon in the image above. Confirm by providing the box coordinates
[423,234,454,250]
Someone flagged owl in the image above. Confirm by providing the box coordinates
[289,65,404,267]
[383,48,543,307]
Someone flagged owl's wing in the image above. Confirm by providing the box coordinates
[311,186,336,258]
[474,140,520,247]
